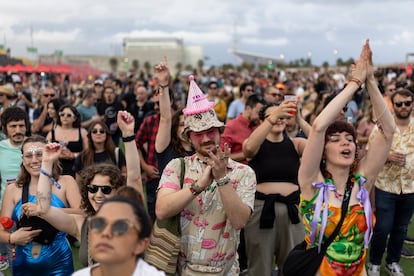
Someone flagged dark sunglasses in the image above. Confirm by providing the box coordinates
[394,101,412,108]
[59,112,73,118]
[88,217,138,236]
[342,106,348,112]
[43,94,55,97]
[92,128,105,134]
[269,93,283,98]
[87,184,113,195]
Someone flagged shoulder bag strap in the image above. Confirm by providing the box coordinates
[179,157,185,188]
[321,175,353,251]
[21,183,29,204]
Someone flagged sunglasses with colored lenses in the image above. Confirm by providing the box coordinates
[59,112,73,118]
[87,184,113,195]
[92,128,105,134]
[88,217,138,236]
[43,94,55,97]
[394,101,412,108]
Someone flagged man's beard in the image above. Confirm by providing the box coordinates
[395,110,411,119]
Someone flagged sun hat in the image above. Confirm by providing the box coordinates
[0,83,16,96]
[183,75,224,137]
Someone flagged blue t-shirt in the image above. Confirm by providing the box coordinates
[76,104,97,122]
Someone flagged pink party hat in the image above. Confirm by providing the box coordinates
[183,75,214,115]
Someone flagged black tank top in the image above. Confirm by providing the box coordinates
[248,133,300,184]
[51,128,83,176]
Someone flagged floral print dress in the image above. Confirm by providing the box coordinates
[299,174,375,276]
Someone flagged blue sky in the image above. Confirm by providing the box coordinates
[1,0,414,67]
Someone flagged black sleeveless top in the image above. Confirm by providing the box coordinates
[51,128,83,176]
[248,133,300,185]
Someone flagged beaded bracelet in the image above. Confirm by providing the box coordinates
[189,182,203,195]
[40,168,61,189]
[122,135,135,143]
[348,77,363,88]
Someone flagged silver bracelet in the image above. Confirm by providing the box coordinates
[216,175,230,187]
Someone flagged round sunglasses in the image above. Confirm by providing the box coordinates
[88,217,139,236]
[91,128,106,134]
[87,184,113,195]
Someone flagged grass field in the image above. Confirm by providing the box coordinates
[2,223,413,275]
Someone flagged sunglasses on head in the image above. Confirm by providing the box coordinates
[394,101,412,108]
[88,217,138,236]
[59,112,73,118]
[92,128,105,134]
[43,94,55,97]
[87,184,113,195]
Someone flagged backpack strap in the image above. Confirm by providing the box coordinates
[22,183,29,204]
[179,157,185,189]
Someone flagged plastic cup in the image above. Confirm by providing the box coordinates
[284,95,298,116]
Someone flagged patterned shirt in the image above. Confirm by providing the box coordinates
[135,113,160,171]
[370,119,414,194]
[159,155,256,275]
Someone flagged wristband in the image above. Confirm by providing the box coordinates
[40,168,61,189]
[348,77,362,88]
[216,175,231,187]
[122,135,135,143]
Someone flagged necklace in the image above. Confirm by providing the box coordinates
[333,189,344,199]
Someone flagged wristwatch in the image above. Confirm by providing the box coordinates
[216,175,230,187]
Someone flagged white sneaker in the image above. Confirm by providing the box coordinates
[385,262,404,276]
[367,263,380,276]
[0,256,8,271]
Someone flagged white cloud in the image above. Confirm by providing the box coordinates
[1,0,414,65]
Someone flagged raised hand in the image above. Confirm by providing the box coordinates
[117,110,135,137]
[154,56,170,87]
[42,143,62,163]
[266,102,296,124]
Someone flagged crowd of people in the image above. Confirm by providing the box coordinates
[0,39,413,275]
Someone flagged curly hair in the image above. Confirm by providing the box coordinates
[78,163,126,216]
[81,121,116,168]
[16,135,62,188]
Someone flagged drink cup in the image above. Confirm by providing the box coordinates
[284,95,298,116]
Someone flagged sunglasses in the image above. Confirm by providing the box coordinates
[88,217,138,236]
[394,101,412,108]
[269,93,283,98]
[92,128,105,134]
[43,94,55,98]
[22,151,43,161]
[59,112,74,118]
[87,184,113,195]
[342,106,348,112]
